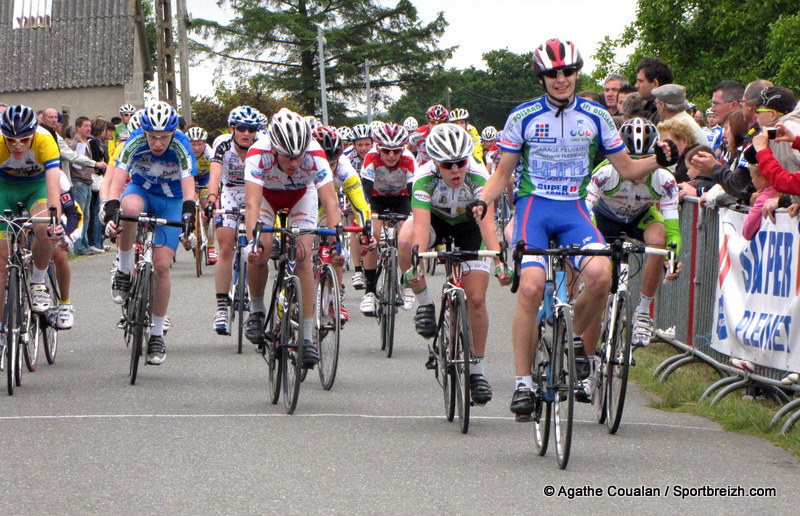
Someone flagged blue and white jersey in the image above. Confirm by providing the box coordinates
[499,96,625,201]
[117,128,197,198]
[343,146,364,174]
[705,125,724,153]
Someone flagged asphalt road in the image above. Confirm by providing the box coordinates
[0,252,797,514]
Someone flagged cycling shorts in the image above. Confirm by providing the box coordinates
[512,195,605,270]
[121,183,182,252]
[260,187,317,230]
[371,195,411,216]
[196,185,209,202]
[216,185,246,230]
[0,178,48,240]
[594,205,664,243]
[413,215,490,274]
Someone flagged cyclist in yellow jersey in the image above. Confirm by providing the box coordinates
[448,108,484,164]
[0,105,63,324]
[186,126,216,263]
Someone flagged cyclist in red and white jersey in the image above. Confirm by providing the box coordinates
[408,104,449,166]
[243,108,341,367]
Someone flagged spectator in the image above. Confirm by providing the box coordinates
[603,73,628,116]
[652,84,708,146]
[742,164,777,241]
[657,117,698,183]
[678,145,716,199]
[88,119,115,251]
[39,107,106,182]
[621,92,648,120]
[0,103,7,114]
[617,84,637,114]
[578,91,603,104]
[635,57,674,122]
[69,116,98,255]
[710,81,744,124]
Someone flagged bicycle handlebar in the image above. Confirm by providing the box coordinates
[116,212,184,228]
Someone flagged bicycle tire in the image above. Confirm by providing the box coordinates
[194,204,204,277]
[316,264,340,390]
[281,276,303,414]
[532,323,551,456]
[381,248,397,358]
[606,291,633,434]
[6,271,20,395]
[594,297,612,425]
[22,282,38,372]
[42,264,59,364]
[129,265,152,385]
[439,298,455,422]
[264,279,281,405]
[453,291,472,434]
[553,307,575,470]
[235,256,248,354]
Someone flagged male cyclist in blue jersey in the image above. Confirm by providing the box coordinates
[471,38,677,418]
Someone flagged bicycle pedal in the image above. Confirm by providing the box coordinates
[515,414,533,423]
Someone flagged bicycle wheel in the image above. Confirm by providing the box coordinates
[553,307,575,470]
[606,291,633,434]
[42,264,59,365]
[6,271,20,395]
[235,257,248,354]
[264,279,282,405]
[452,291,472,434]
[21,282,39,373]
[594,299,613,425]
[380,248,397,358]
[129,265,152,385]
[281,276,304,414]
[194,205,204,277]
[532,323,551,456]
[438,298,455,422]
[316,264,340,390]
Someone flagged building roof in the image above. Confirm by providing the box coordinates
[0,0,153,94]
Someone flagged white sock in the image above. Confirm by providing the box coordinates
[250,296,265,314]
[637,294,653,314]
[515,375,533,389]
[151,315,165,336]
[472,359,485,376]
[416,288,433,306]
[31,266,47,284]
[118,249,134,274]
[303,318,313,339]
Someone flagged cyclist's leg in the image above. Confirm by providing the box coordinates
[288,193,319,364]
[640,212,666,300]
[214,189,241,294]
[462,265,491,403]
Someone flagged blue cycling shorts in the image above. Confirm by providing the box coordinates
[121,183,182,251]
[512,195,606,270]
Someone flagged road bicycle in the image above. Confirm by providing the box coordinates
[592,239,675,434]
[117,212,186,385]
[193,200,208,277]
[373,211,408,358]
[215,207,249,354]
[412,240,503,434]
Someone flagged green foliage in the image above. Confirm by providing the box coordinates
[190,0,452,117]
[388,49,546,130]
[596,0,800,102]
[190,83,298,140]
[140,0,158,77]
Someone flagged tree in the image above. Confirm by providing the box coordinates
[591,0,800,102]
[190,0,453,118]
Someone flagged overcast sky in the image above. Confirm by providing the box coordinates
[185,0,639,99]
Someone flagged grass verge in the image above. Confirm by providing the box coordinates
[629,341,800,459]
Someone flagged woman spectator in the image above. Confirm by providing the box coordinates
[656,117,698,183]
[88,119,115,251]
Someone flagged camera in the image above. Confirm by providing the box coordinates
[766,127,778,140]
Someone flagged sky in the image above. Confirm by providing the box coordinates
[184,0,640,100]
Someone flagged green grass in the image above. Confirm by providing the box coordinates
[629,341,800,459]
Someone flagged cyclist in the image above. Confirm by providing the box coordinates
[343,123,374,291]
[408,104,449,166]
[586,117,682,349]
[0,105,63,325]
[206,106,261,335]
[359,122,416,316]
[481,126,499,174]
[104,101,197,365]
[243,108,341,368]
[112,104,137,154]
[471,38,677,417]
[312,126,372,322]
[403,117,418,133]
[398,123,510,404]
[448,108,484,164]
[186,126,216,264]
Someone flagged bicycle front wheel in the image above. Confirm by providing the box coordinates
[532,323,551,456]
[281,276,303,414]
[22,282,38,372]
[380,248,397,358]
[5,271,20,395]
[235,257,248,354]
[553,307,575,470]
[42,264,59,364]
[194,205,204,277]
[452,291,472,434]
[263,282,281,405]
[437,301,455,422]
[316,264,340,390]
[129,265,152,385]
[606,291,633,434]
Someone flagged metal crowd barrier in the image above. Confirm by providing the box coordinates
[651,197,800,434]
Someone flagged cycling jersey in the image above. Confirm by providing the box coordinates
[705,125,723,153]
[408,126,431,165]
[361,148,415,197]
[330,154,370,227]
[499,96,625,201]
[195,144,213,188]
[116,129,197,198]
[0,126,60,181]
[244,138,332,191]
[466,124,484,163]
[212,139,247,187]
[587,161,681,255]
[411,158,488,225]
[343,146,365,174]
[212,132,231,150]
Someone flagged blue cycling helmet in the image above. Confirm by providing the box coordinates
[1,105,38,137]
[140,101,179,132]
[228,105,261,126]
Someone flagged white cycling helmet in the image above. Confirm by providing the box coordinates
[186,126,208,141]
[403,117,418,132]
[481,126,498,141]
[351,123,372,140]
[619,117,659,156]
[304,115,322,130]
[426,123,474,162]
[373,122,409,148]
[269,108,312,157]
[448,108,470,122]
[141,101,179,132]
[338,126,354,142]
[127,109,144,133]
[119,104,137,115]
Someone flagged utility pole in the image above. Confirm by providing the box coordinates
[445,86,452,110]
[176,0,192,123]
[154,0,177,107]
[365,59,372,123]
[317,27,329,126]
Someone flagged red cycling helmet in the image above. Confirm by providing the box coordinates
[312,125,343,160]
[532,38,583,76]
[425,104,449,123]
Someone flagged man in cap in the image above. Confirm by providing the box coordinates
[652,84,708,146]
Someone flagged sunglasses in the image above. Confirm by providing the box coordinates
[378,147,403,155]
[755,108,776,113]
[144,131,174,142]
[440,158,468,169]
[542,67,578,79]
[233,123,260,133]
[4,135,34,146]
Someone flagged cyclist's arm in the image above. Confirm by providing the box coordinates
[181,176,196,204]
[341,174,370,227]
[207,161,223,201]
[317,181,341,229]
[606,149,661,183]
[411,206,432,253]
[45,168,62,218]
[244,180,262,245]
[479,150,518,206]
